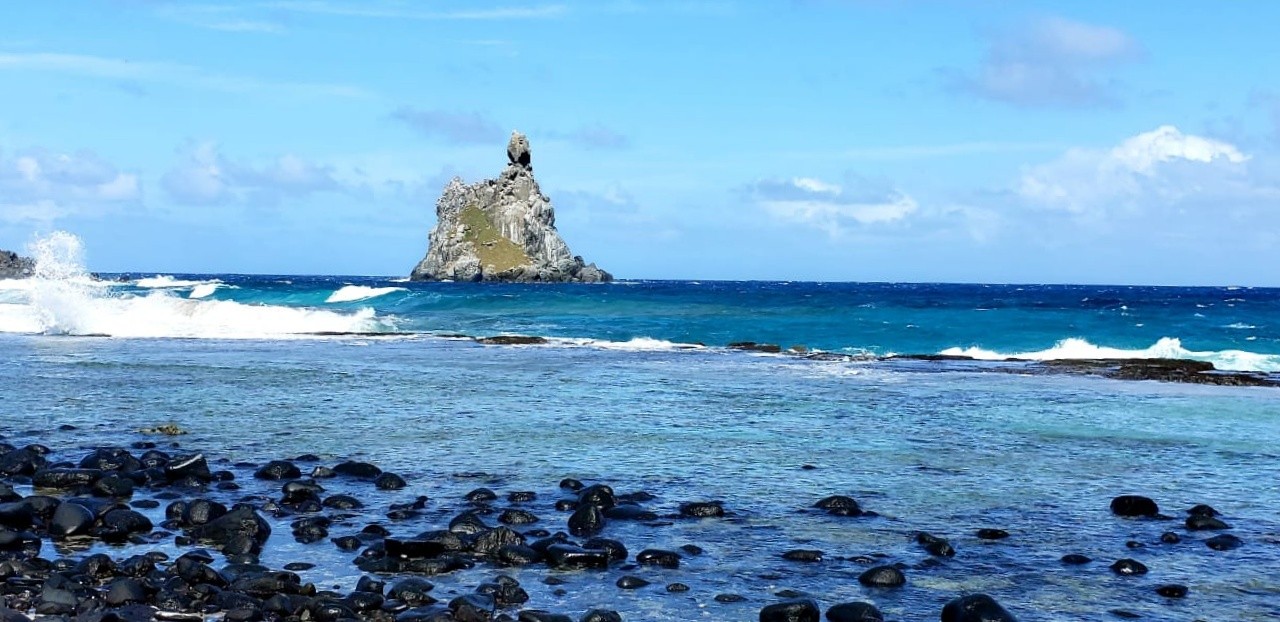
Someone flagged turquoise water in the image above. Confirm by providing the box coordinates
[2,242,1279,619]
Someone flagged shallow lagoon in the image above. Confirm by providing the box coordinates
[5,334,1279,620]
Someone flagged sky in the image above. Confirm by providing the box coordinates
[1,1,1279,285]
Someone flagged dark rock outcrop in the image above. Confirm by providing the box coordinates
[410,131,612,283]
[0,250,32,279]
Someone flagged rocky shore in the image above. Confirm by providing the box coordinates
[409,132,611,283]
[0,250,33,279]
[3,423,1258,622]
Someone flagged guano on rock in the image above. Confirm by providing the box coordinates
[410,131,612,283]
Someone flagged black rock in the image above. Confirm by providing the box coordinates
[940,594,1017,622]
[49,501,95,538]
[781,549,823,562]
[518,611,572,622]
[1186,515,1231,531]
[1187,503,1219,517]
[568,504,605,537]
[105,578,148,606]
[559,478,583,491]
[389,578,437,607]
[1060,554,1092,565]
[508,491,537,503]
[813,495,862,516]
[375,473,408,490]
[666,583,689,593]
[759,598,819,622]
[544,543,609,569]
[91,474,135,498]
[1156,584,1188,598]
[679,501,725,518]
[323,494,364,510]
[1160,532,1181,544]
[190,505,272,555]
[499,509,540,525]
[449,593,494,622]
[333,461,382,478]
[472,527,527,558]
[32,467,101,490]
[582,537,628,563]
[0,608,32,622]
[976,528,1009,540]
[386,538,446,560]
[498,544,542,566]
[857,566,905,588]
[825,601,884,622]
[1206,534,1243,551]
[602,504,656,521]
[916,532,955,557]
[580,610,622,622]
[165,453,213,482]
[1110,558,1149,576]
[254,461,301,480]
[466,488,499,504]
[615,575,649,589]
[577,484,616,510]
[1110,495,1159,518]
[715,594,746,603]
[635,549,681,569]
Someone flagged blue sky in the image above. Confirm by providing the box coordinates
[2,1,1278,285]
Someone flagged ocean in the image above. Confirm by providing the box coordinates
[2,233,1278,621]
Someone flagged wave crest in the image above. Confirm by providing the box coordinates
[940,337,1280,373]
[326,285,406,304]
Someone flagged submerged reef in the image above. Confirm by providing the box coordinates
[410,132,611,283]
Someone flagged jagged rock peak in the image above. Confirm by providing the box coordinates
[0,249,33,279]
[409,131,612,283]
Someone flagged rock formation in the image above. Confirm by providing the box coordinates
[0,249,33,279]
[410,131,612,283]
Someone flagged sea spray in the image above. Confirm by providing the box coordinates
[26,231,102,335]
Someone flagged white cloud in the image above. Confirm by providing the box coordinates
[1019,125,1268,215]
[0,148,140,223]
[948,16,1140,108]
[162,142,344,206]
[751,176,917,236]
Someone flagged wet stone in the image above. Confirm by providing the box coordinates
[857,566,906,588]
[666,583,689,593]
[375,473,408,490]
[1186,515,1231,531]
[1110,559,1149,576]
[1206,534,1243,551]
[635,549,681,569]
[1060,554,1092,565]
[714,593,746,603]
[254,460,301,480]
[941,594,1018,622]
[580,610,623,622]
[1110,495,1160,518]
[781,549,823,562]
[976,528,1009,540]
[1156,584,1188,598]
[760,598,820,622]
[825,601,884,622]
[615,575,649,589]
[1160,532,1182,544]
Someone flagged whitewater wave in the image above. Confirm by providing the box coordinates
[0,232,390,339]
[940,337,1280,373]
[548,336,705,352]
[326,285,406,304]
[135,275,221,289]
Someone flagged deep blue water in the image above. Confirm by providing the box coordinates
[2,268,1280,620]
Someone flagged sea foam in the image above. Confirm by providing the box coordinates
[325,285,406,304]
[940,337,1280,373]
[0,232,388,339]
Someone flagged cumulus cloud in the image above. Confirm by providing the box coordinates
[947,16,1140,107]
[1018,125,1263,215]
[0,148,140,223]
[750,175,917,236]
[162,142,343,206]
[391,107,506,145]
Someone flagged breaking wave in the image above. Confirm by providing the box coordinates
[940,337,1280,373]
[0,232,390,339]
[326,285,406,304]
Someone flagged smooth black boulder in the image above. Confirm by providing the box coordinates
[580,610,622,622]
[976,528,1009,540]
[635,548,681,568]
[1110,495,1159,518]
[1110,559,1148,575]
[165,453,213,482]
[1187,503,1219,517]
[825,601,884,622]
[389,578,437,607]
[449,593,495,622]
[782,549,823,562]
[916,532,955,557]
[813,495,862,516]
[858,566,905,587]
[1186,515,1230,530]
[576,484,616,510]
[190,505,272,555]
[375,473,407,490]
[615,575,649,589]
[499,509,540,525]
[518,611,572,622]
[32,468,101,490]
[105,578,148,606]
[1060,554,1092,565]
[333,461,382,478]
[254,461,301,480]
[679,501,725,518]
[568,504,605,537]
[582,537,628,563]
[941,594,1018,622]
[760,598,820,622]
[544,543,609,569]
[49,501,95,538]
[1206,534,1243,551]
[1156,584,1188,598]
